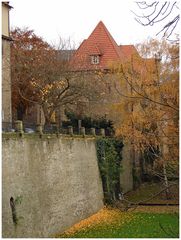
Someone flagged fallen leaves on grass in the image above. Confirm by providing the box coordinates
[55,207,179,238]
[60,206,134,236]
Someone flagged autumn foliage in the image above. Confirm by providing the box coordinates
[11,28,66,123]
[11,28,107,125]
[113,39,179,181]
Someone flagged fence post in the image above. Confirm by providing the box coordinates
[90,127,96,136]
[14,120,24,134]
[78,119,82,134]
[68,126,73,136]
[80,127,85,136]
[100,128,105,137]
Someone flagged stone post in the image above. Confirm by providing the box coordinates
[14,120,23,133]
[90,128,96,136]
[80,127,85,136]
[68,126,73,136]
[78,119,82,134]
[100,128,105,137]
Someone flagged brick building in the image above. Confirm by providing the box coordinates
[70,21,139,123]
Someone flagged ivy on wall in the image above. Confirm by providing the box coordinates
[96,138,123,204]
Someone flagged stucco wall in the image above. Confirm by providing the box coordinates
[2,134,104,238]
[2,3,10,37]
[2,39,12,124]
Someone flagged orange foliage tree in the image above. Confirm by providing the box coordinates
[11,28,105,125]
[112,39,179,191]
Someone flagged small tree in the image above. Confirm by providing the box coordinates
[113,39,179,195]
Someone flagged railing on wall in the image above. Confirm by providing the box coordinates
[2,121,113,137]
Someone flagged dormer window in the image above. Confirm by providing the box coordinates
[91,55,100,64]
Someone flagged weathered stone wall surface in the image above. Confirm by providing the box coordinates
[2,135,104,238]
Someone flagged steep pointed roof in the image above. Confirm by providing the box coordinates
[70,21,138,70]
[87,21,124,59]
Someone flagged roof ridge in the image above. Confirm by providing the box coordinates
[76,39,87,51]
[97,21,123,59]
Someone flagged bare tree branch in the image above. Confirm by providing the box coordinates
[132,1,180,41]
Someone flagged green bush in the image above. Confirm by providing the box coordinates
[62,112,115,136]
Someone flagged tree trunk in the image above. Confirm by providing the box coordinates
[162,160,170,199]
[43,110,52,131]
[42,105,53,127]
[17,102,26,121]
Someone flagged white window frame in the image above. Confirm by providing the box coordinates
[91,55,100,64]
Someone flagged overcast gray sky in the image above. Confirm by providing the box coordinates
[9,0,179,47]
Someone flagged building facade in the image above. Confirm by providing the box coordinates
[2,2,13,130]
[70,21,139,124]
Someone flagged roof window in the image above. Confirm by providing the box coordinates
[91,55,100,64]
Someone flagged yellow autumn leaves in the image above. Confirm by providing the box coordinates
[59,207,134,237]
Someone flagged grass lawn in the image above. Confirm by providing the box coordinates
[57,207,179,238]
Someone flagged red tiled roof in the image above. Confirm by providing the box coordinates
[119,45,139,60]
[70,21,139,71]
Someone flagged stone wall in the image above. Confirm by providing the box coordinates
[2,134,104,237]
[76,72,124,125]
[56,71,124,126]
